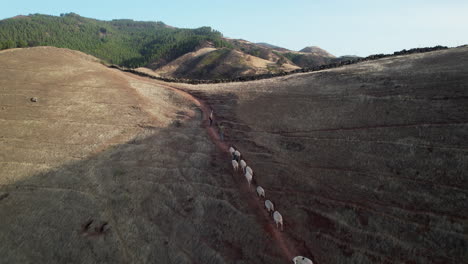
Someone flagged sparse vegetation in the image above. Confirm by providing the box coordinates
[276,56,287,66]
[197,48,230,67]
[281,51,333,67]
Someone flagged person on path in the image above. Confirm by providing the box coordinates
[209,109,214,126]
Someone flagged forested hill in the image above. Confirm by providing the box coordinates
[0,13,231,67]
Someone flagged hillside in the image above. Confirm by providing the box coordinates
[227,39,291,62]
[141,38,302,80]
[1,46,466,264]
[174,46,468,263]
[138,39,340,80]
[281,52,334,68]
[146,47,299,80]
[273,46,361,69]
[0,47,291,263]
[0,14,342,79]
[0,13,231,67]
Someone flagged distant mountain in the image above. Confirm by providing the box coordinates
[0,13,356,79]
[145,46,299,80]
[273,47,364,68]
[281,52,334,68]
[226,39,292,63]
[299,46,336,57]
[0,13,231,67]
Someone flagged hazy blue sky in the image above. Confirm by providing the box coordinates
[1,0,467,56]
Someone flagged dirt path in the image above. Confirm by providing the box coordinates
[123,72,298,262]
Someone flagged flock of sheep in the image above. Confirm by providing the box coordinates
[228,146,313,264]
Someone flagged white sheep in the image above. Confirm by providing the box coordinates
[234,150,241,161]
[292,256,313,264]
[240,159,247,171]
[232,160,239,172]
[245,171,253,186]
[273,211,283,231]
[264,200,274,214]
[245,166,253,176]
[256,186,265,198]
[229,147,235,158]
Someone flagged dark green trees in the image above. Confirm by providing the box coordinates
[0,13,231,68]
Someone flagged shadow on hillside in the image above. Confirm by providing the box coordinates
[0,109,292,264]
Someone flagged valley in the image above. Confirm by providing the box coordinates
[0,45,467,263]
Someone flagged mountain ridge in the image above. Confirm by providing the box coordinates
[0,13,342,79]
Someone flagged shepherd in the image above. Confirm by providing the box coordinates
[209,109,214,126]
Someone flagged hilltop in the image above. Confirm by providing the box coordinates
[299,46,336,57]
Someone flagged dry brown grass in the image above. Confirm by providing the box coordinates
[144,47,299,80]
[173,46,468,264]
[1,46,467,264]
[0,47,288,264]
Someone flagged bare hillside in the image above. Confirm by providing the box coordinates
[0,47,291,264]
[174,46,468,264]
[1,46,467,264]
[145,47,299,80]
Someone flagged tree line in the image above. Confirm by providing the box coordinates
[0,13,232,67]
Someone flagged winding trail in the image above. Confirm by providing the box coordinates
[123,72,299,262]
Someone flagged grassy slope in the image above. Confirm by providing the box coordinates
[176,46,468,264]
[0,46,288,263]
[147,47,300,80]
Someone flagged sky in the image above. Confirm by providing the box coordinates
[1,0,467,56]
